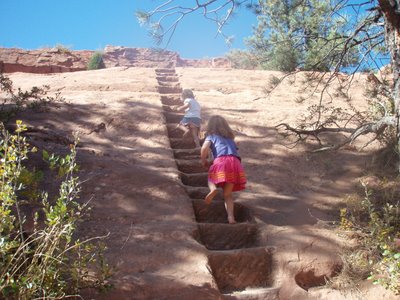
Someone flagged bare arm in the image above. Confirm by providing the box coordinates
[200,140,211,168]
[175,102,189,112]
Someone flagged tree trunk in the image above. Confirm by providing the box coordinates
[378,0,400,171]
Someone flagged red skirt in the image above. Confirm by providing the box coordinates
[208,155,246,192]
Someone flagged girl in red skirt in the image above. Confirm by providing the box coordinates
[200,115,246,224]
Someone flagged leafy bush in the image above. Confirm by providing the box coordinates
[339,181,400,294]
[0,73,64,122]
[0,121,109,298]
[17,167,44,202]
[55,44,72,54]
[245,0,361,72]
[261,41,299,72]
[87,52,105,70]
[225,49,260,69]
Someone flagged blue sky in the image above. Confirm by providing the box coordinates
[0,0,257,59]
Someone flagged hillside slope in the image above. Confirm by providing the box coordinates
[3,67,397,300]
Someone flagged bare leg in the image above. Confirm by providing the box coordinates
[178,124,190,138]
[190,127,201,147]
[205,181,218,204]
[223,183,236,224]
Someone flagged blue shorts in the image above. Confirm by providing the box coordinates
[180,117,201,128]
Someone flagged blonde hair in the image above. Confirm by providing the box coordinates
[206,115,235,139]
[181,89,195,99]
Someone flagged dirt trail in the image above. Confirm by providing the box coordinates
[4,67,398,300]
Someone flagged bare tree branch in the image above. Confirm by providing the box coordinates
[277,115,396,152]
[137,0,253,46]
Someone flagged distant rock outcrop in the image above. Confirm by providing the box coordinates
[103,46,178,68]
[0,46,231,74]
[0,47,92,73]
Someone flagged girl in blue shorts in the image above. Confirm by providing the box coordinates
[174,89,201,148]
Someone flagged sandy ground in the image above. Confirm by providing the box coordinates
[3,67,398,300]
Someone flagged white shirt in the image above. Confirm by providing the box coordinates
[184,98,201,119]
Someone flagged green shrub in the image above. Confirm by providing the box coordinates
[261,41,298,72]
[87,52,105,70]
[0,121,109,298]
[339,181,400,294]
[17,167,43,202]
[0,73,64,122]
[225,49,260,69]
[55,44,72,54]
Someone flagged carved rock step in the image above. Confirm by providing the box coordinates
[158,85,182,94]
[155,68,176,74]
[156,72,178,77]
[192,199,255,223]
[166,124,184,138]
[158,81,181,88]
[187,186,222,200]
[160,95,181,105]
[179,172,208,187]
[207,247,274,294]
[156,76,179,82]
[162,105,175,113]
[170,137,196,149]
[163,112,183,123]
[176,159,205,173]
[167,131,206,150]
[173,148,200,160]
[195,223,259,250]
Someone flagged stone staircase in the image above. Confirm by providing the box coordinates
[155,68,279,299]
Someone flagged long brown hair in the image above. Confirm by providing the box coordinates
[181,89,195,99]
[206,115,235,139]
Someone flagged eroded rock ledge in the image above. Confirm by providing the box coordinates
[0,46,231,73]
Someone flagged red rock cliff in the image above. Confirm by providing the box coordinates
[0,46,231,73]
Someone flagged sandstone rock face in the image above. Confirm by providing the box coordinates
[103,46,178,68]
[0,47,93,73]
[0,46,231,74]
[211,57,231,68]
[177,56,231,68]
